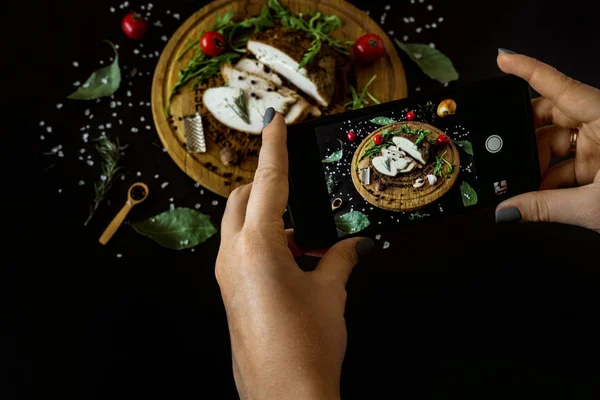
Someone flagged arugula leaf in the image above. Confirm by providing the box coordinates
[394,40,458,84]
[345,74,380,111]
[68,41,121,100]
[335,211,370,234]
[413,129,431,146]
[326,175,339,195]
[132,208,217,250]
[370,117,397,126]
[322,139,344,163]
[454,140,473,156]
[460,181,478,207]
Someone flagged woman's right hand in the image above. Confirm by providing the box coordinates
[495,52,600,233]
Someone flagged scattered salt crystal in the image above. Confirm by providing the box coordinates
[73,81,80,86]
[83,83,90,88]
[73,61,79,67]
[133,49,140,55]
[123,1,129,7]
[128,103,133,107]
[58,188,62,193]
[414,53,422,59]
[56,103,63,109]
[432,23,437,28]
[154,51,159,57]
[402,35,409,41]
[194,203,201,209]
[388,30,394,35]
[438,17,444,22]
[78,156,84,161]
[162,148,167,153]
[39,121,45,126]
[169,203,175,211]
[147,3,153,9]
[127,90,132,97]
[98,124,105,130]
[211,200,219,206]
[429,42,435,48]
[78,180,85,186]
[80,148,86,154]
[119,120,123,125]
[89,114,94,119]
[409,16,415,22]
[106,123,112,129]
[136,171,141,177]
[140,116,145,122]
[154,174,159,179]
[142,54,147,59]
[141,5,145,9]
[40,135,45,140]
[153,20,163,27]
[58,151,64,158]
[131,127,139,133]
[415,87,421,92]
[403,17,409,23]
[99,60,104,65]
[419,0,424,3]
[146,102,151,107]
[145,126,151,130]
[375,234,382,240]
[82,133,89,142]
[173,13,180,20]
[383,241,390,249]
[385,4,390,10]
[427,4,433,10]
[200,190,204,195]
[120,175,126,181]
[139,101,145,106]
[110,6,115,12]
[46,126,53,133]
[380,12,387,25]
[87,155,92,159]
[112,112,117,117]
[190,248,195,252]
[101,78,108,84]
[148,54,154,59]
[169,197,174,202]
[166,10,170,14]
[416,27,422,33]
[117,101,122,106]
[425,24,430,29]
[139,43,144,48]
[161,35,168,42]
[86,160,94,166]
[100,175,107,181]
[116,254,122,258]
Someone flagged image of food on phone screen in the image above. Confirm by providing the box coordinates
[315,98,479,236]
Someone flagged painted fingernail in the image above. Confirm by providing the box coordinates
[263,107,276,129]
[498,48,517,55]
[355,238,375,261]
[495,207,522,223]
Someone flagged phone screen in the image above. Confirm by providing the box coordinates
[287,76,539,246]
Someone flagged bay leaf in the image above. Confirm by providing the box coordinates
[460,181,478,207]
[132,208,217,250]
[68,41,121,100]
[454,140,473,156]
[394,40,459,84]
[322,139,344,163]
[370,117,396,126]
[335,211,370,234]
[326,175,339,195]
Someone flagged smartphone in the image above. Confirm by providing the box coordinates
[287,75,540,249]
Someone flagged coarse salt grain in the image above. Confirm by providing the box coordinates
[127,90,132,97]
[403,35,409,41]
[82,83,90,88]
[432,23,437,28]
[73,61,79,67]
[385,5,390,10]
[200,190,204,195]
[46,126,53,133]
[134,49,140,55]
[58,151,64,158]
[110,6,115,12]
[136,171,141,176]
[86,160,94,166]
[40,135,45,140]
[116,254,122,258]
[173,13,180,20]
[194,182,201,188]
[106,123,112,129]
[56,103,63,109]
[145,126,151,130]
[83,133,89,142]
[375,234,381,240]
[169,203,175,211]
[73,81,80,86]
[101,78,108,84]
[58,188,62,193]
[100,175,107,181]
[112,112,117,117]
[154,174,159,179]
[78,180,85,186]
[131,127,139,133]
[382,241,390,249]
[121,175,126,181]
[194,203,201,209]
[154,20,163,27]
[169,197,174,202]
[140,116,145,122]
[39,121,45,126]
[98,124,104,130]
[161,35,168,42]
[80,148,86,153]
[427,4,433,10]
[438,17,444,22]
[211,200,219,206]
[429,42,435,48]
[162,148,167,153]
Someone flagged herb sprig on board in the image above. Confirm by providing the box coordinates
[345,74,381,110]
[432,150,453,177]
[227,90,250,124]
[268,0,351,68]
[85,136,127,226]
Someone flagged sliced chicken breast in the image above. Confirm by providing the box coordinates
[221,64,277,92]
[203,87,295,135]
[392,135,432,165]
[235,57,283,87]
[247,30,336,107]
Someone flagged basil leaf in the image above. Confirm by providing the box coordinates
[460,181,478,207]
[335,211,370,234]
[68,41,121,100]
[322,139,344,163]
[454,140,473,156]
[394,40,458,84]
[370,117,396,126]
[132,208,217,250]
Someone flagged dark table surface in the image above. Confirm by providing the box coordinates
[4,0,600,398]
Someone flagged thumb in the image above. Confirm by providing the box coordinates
[495,183,600,232]
[315,237,374,285]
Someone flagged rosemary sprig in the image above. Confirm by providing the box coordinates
[432,150,453,177]
[84,136,127,226]
[227,90,250,124]
[345,74,380,110]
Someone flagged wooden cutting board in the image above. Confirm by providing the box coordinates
[351,121,460,212]
[152,0,407,198]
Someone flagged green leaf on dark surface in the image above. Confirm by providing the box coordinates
[460,181,478,207]
[394,40,458,84]
[68,41,121,100]
[335,211,371,234]
[326,175,339,195]
[370,117,397,126]
[322,139,344,163]
[132,208,217,250]
[454,140,473,156]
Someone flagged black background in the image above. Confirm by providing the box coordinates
[3,0,600,398]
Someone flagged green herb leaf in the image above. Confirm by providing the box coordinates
[346,75,380,111]
[132,208,217,250]
[394,40,458,84]
[227,89,250,124]
[370,117,397,126]
[326,175,339,195]
[322,139,344,163]
[454,140,473,156]
[460,181,478,207]
[68,41,121,100]
[335,211,371,234]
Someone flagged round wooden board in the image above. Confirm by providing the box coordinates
[152,0,407,198]
[350,122,460,212]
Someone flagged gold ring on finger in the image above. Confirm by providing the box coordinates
[569,128,579,155]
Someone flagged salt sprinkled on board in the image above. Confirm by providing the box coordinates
[169,203,175,211]
[58,188,62,193]
[416,27,422,33]
[110,6,115,13]
[161,35,168,42]
[73,81,80,87]
[40,135,45,140]
[140,116,145,122]
[403,17,409,23]
[80,148,86,154]
[195,204,201,209]
[39,121,45,126]
[154,174,159,179]
[154,20,163,27]
[431,23,437,28]
[427,4,433,10]
[409,16,415,22]
[116,254,122,258]
[131,127,139,133]
[73,61,79,67]
[200,190,204,195]
[100,175,107,182]
[127,90,132,97]
[86,160,94,166]
[145,126,151,130]
[136,171,141,177]
[46,126,53,133]
[384,5,390,10]
[402,35,409,41]
[120,175,126,181]
[134,49,140,55]
[429,43,435,48]
[106,123,112,129]
[382,241,390,249]
[173,13,181,20]
[82,133,89,142]
[211,200,219,206]
[56,103,63,109]
[375,234,382,240]
[380,12,387,25]
[78,180,85,186]
[438,17,444,22]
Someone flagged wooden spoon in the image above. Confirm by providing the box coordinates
[99,182,149,245]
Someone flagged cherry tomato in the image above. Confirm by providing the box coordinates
[374,134,384,145]
[122,13,149,40]
[353,34,386,63]
[406,111,416,121]
[436,134,451,146]
[347,131,357,142]
[200,31,226,57]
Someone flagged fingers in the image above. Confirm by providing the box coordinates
[540,159,577,190]
[498,53,600,123]
[536,124,572,175]
[496,184,600,232]
[246,112,289,226]
[315,237,366,286]
[221,183,253,237]
[285,229,328,258]
[531,97,579,128]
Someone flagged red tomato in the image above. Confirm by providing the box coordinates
[122,13,149,40]
[374,134,384,145]
[406,111,416,121]
[200,31,226,57]
[353,34,386,63]
[436,134,451,146]
[347,131,357,142]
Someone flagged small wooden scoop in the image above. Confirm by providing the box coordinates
[99,182,149,245]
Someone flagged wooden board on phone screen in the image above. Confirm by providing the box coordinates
[351,121,460,212]
[151,0,407,198]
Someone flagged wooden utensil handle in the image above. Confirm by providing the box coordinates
[99,202,133,245]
